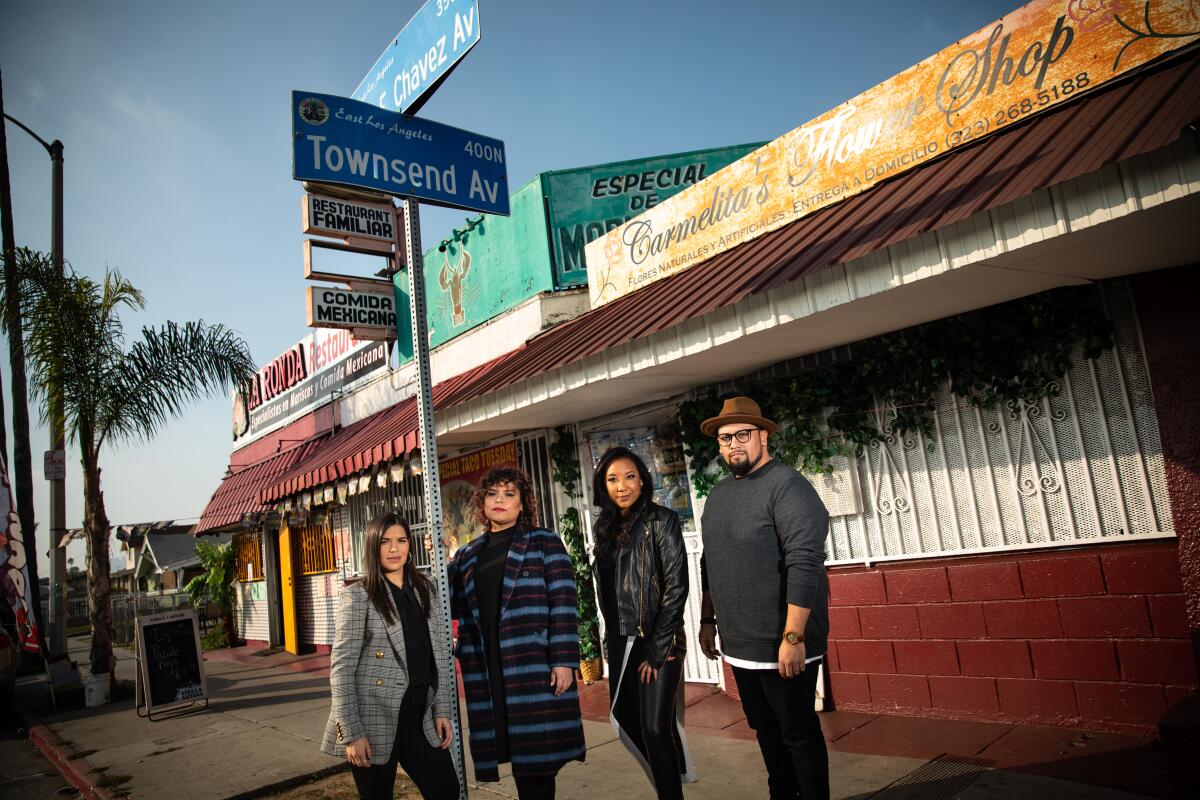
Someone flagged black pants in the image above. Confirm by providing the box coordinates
[513,773,556,800]
[349,686,459,800]
[732,663,829,800]
[610,636,686,800]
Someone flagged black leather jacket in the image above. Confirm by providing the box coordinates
[593,503,688,669]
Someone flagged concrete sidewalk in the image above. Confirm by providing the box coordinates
[13,636,1186,799]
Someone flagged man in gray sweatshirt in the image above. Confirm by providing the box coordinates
[698,396,829,800]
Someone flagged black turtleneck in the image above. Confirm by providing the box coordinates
[386,578,434,688]
[474,522,527,762]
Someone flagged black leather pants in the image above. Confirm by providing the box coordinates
[610,636,686,800]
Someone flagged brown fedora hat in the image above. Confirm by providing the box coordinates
[700,396,778,436]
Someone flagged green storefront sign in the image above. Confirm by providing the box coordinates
[419,178,554,350]
[542,142,762,287]
[395,142,764,353]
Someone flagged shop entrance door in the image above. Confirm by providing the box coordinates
[278,522,300,655]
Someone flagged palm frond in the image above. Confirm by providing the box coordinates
[100,319,256,447]
[18,257,251,457]
[21,263,132,446]
[0,247,54,333]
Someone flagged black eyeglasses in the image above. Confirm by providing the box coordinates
[716,427,760,446]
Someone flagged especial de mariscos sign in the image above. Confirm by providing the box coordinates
[584,0,1200,307]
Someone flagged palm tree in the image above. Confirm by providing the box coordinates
[1,71,45,654]
[15,251,254,691]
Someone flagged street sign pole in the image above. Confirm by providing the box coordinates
[399,196,467,798]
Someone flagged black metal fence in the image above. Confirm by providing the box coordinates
[45,591,216,645]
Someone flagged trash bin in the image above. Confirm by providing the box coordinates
[83,671,109,707]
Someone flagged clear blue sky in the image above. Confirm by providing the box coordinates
[2,0,1017,575]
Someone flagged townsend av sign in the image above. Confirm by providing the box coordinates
[584,0,1200,308]
[292,91,509,216]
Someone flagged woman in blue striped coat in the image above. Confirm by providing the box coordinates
[447,465,585,799]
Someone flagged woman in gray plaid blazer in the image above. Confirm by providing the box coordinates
[320,513,459,800]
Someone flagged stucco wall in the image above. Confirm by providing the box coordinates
[1133,265,1200,675]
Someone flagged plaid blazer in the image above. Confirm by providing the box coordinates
[320,581,453,764]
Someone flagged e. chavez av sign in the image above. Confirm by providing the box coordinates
[353,0,481,116]
[292,91,509,215]
[584,0,1200,307]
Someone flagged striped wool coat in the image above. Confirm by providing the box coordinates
[448,526,586,782]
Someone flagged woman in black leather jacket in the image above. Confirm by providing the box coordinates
[591,446,695,799]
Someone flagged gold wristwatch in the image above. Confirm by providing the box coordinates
[783,631,804,646]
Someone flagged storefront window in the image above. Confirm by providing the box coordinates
[585,422,695,531]
[345,471,428,576]
[296,521,336,575]
[233,532,264,582]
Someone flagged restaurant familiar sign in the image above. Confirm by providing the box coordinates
[584,0,1200,307]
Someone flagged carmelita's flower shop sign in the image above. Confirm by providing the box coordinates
[584,0,1200,308]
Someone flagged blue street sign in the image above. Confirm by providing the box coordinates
[353,0,481,116]
[292,91,509,216]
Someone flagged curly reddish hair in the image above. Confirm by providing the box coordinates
[472,465,539,530]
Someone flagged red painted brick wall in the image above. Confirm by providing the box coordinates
[1133,266,1200,677]
[825,539,1196,734]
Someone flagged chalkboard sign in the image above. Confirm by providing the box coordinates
[136,608,208,713]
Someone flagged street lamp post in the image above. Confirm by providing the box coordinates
[3,111,67,659]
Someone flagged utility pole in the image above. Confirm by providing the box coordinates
[400,196,467,798]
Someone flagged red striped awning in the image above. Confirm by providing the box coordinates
[196,436,329,533]
[259,351,521,502]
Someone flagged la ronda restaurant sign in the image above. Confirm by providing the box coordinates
[231,329,388,442]
[584,0,1200,307]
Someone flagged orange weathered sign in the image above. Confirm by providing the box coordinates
[584,0,1200,307]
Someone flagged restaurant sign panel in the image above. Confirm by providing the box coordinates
[232,329,390,442]
[584,0,1200,307]
[306,285,398,336]
[303,193,396,243]
[542,143,762,287]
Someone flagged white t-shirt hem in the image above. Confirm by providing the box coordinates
[723,653,823,670]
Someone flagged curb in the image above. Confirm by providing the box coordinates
[16,700,116,800]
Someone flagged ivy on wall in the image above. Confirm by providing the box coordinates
[549,426,600,661]
[677,286,1114,498]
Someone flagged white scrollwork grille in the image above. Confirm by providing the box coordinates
[826,280,1172,565]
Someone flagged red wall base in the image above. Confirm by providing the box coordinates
[1134,266,1200,677]
[824,540,1195,734]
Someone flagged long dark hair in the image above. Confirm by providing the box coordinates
[592,446,654,550]
[359,512,432,623]
[472,465,539,530]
